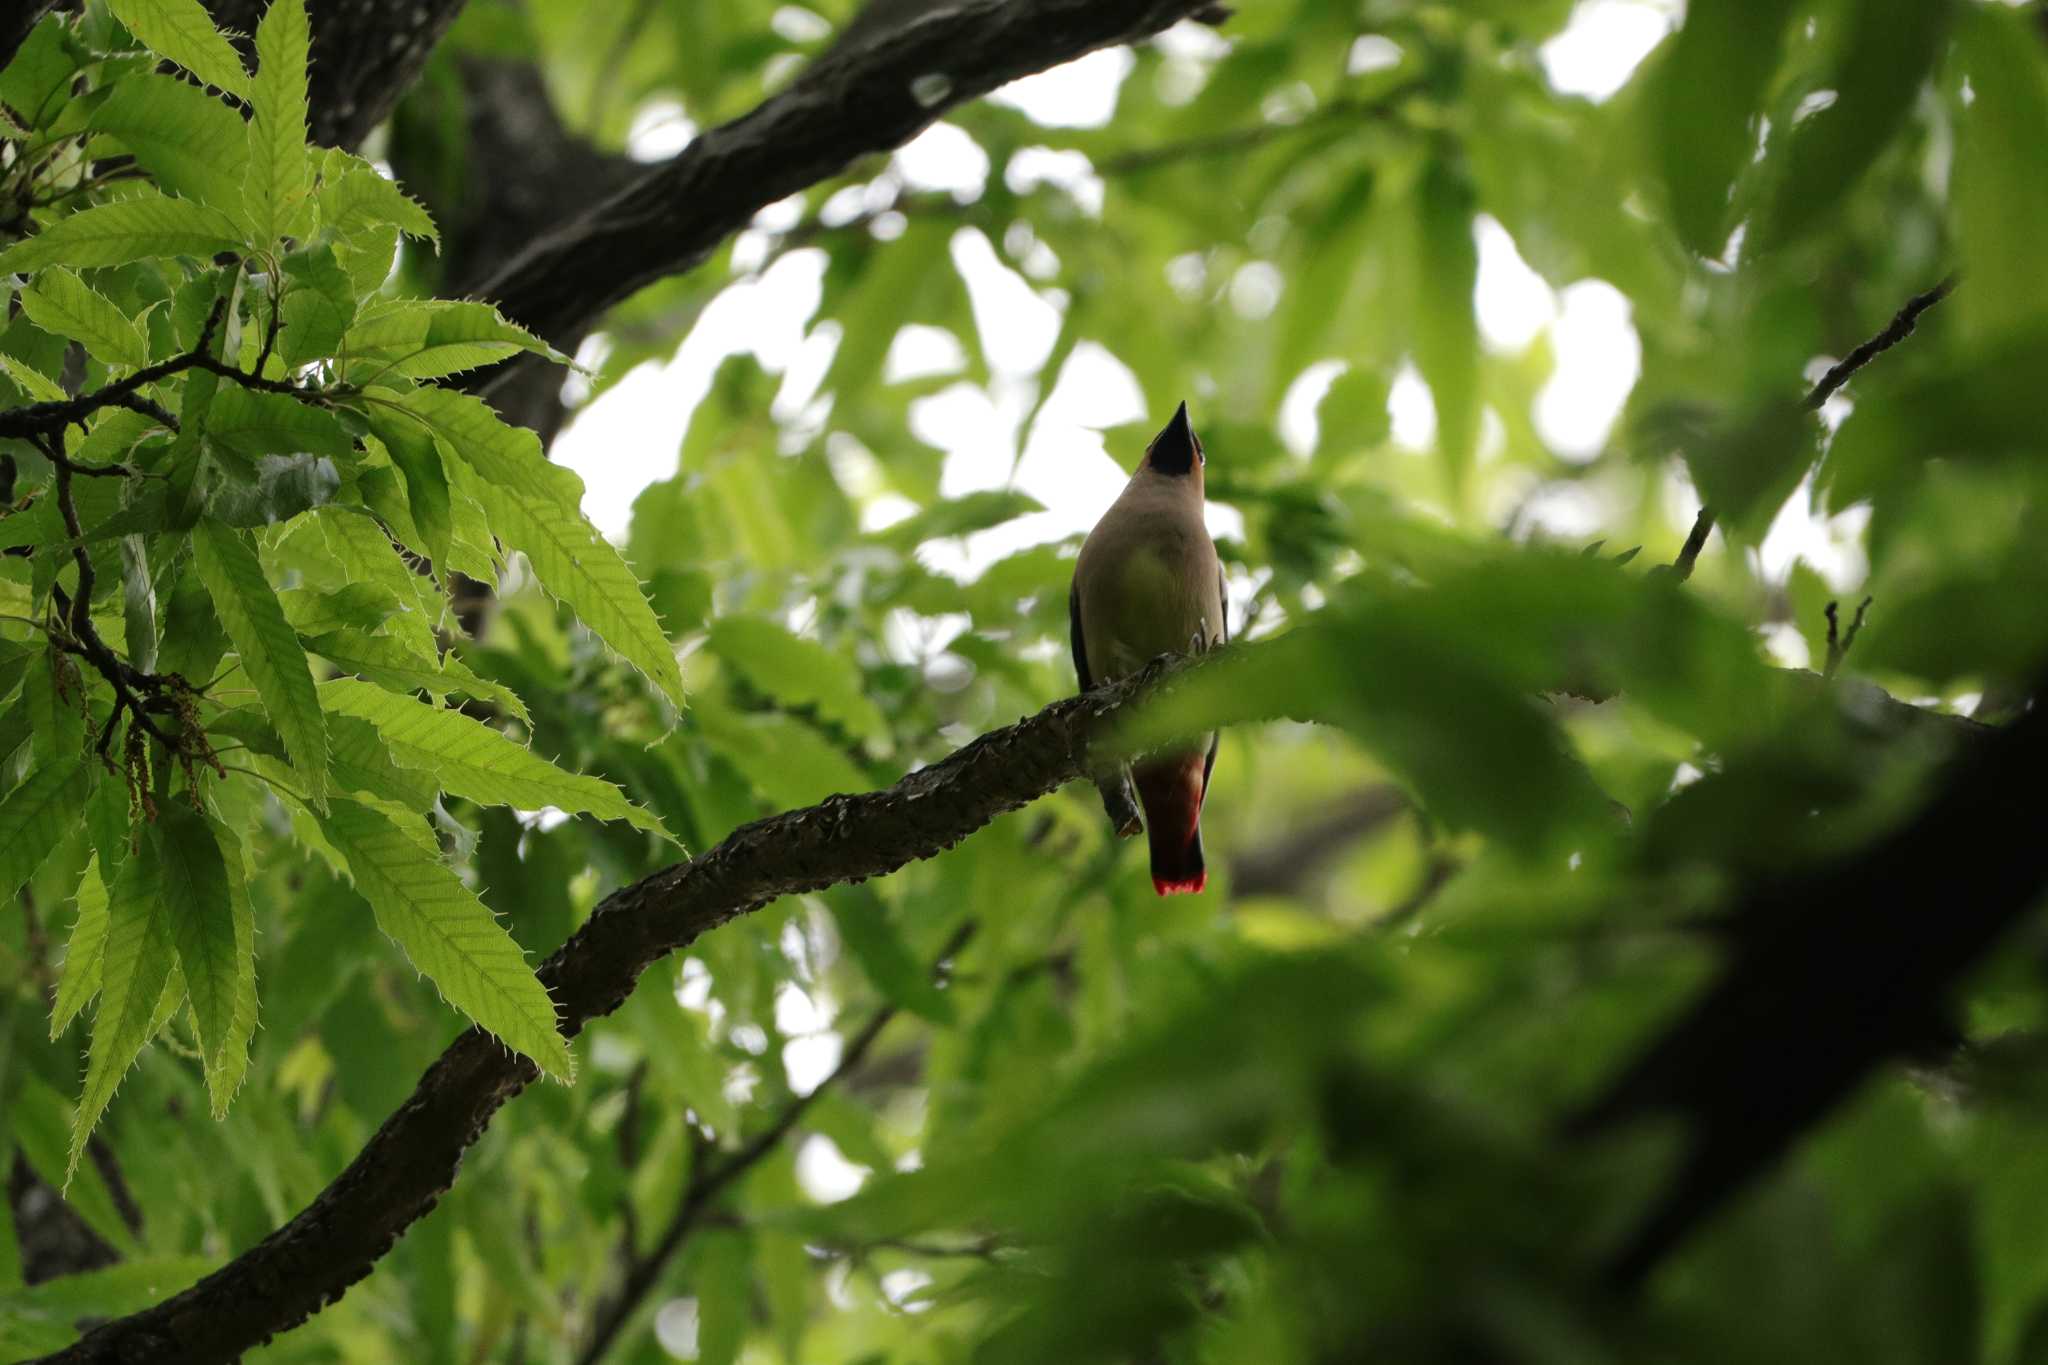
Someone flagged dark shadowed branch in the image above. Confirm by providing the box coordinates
[464,0,1227,387]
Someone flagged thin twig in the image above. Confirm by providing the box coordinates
[573,920,979,1365]
[1666,275,1957,580]
[1822,596,1872,679]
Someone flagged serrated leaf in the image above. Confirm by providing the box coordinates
[204,386,353,462]
[191,519,328,804]
[155,802,240,1081]
[318,797,571,1081]
[435,651,531,725]
[318,677,673,839]
[0,354,67,402]
[106,0,252,98]
[364,408,452,569]
[245,0,311,248]
[207,451,341,526]
[319,163,437,243]
[69,851,176,1183]
[279,581,402,634]
[199,814,258,1114]
[303,627,449,695]
[398,385,570,506]
[0,759,91,900]
[355,301,572,380]
[707,618,886,741]
[0,193,246,274]
[475,481,688,712]
[87,71,250,214]
[19,267,151,369]
[25,645,86,768]
[51,857,110,1038]
[327,712,439,807]
[278,247,356,365]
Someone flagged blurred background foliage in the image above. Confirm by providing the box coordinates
[7,0,2048,1361]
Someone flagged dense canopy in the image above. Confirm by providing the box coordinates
[2,1,2046,1362]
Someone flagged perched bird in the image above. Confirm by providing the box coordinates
[1070,402,1227,896]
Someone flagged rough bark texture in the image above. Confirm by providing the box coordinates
[467,0,1222,390]
[204,0,469,148]
[33,634,1993,1361]
[34,641,1264,1365]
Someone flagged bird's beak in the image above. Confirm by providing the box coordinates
[1147,400,1200,475]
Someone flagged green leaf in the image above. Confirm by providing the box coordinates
[327,712,439,808]
[0,353,67,403]
[346,300,569,380]
[155,802,241,1082]
[0,758,91,900]
[245,0,312,248]
[0,193,247,274]
[475,481,688,712]
[7,1074,137,1257]
[1414,156,1479,492]
[278,247,358,365]
[51,856,110,1039]
[319,162,438,243]
[199,814,259,1114]
[107,0,253,98]
[279,581,403,634]
[87,71,251,214]
[829,887,954,1024]
[19,267,151,369]
[693,1230,754,1365]
[1757,0,1954,251]
[875,490,1044,549]
[707,617,886,741]
[24,645,85,768]
[319,677,673,839]
[1953,7,2048,343]
[69,850,176,1183]
[192,519,328,804]
[318,797,572,1081]
[303,627,451,696]
[206,451,342,526]
[204,386,354,462]
[364,408,452,569]
[1649,0,1800,256]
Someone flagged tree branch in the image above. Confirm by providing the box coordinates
[575,922,975,1365]
[1573,671,2045,1286]
[465,0,1225,389]
[1665,275,1957,581]
[202,0,469,150]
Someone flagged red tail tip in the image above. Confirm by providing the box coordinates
[1153,872,1208,897]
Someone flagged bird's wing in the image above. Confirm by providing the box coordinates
[1069,578,1093,692]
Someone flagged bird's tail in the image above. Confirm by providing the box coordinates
[1136,752,1208,896]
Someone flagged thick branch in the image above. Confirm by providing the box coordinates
[467,0,1221,380]
[41,619,1984,1361]
[203,0,468,150]
[1574,674,2045,1285]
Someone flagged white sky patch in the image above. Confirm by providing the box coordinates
[1348,35,1405,76]
[783,1031,843,1095]
[1535,280,1639,461]
[885,324,968,384]
[1474,216,1558,351]
[796,1134,869,1202]
[553,250,825,536]
[1760,621,1811,670]
[1005,146,1105,216]
[1540,0,1677,101]
[894,122,989,199]
[881,1268,935,1313]
[991,46,1134,127]
[1388,362,1436,450]
[1278,359,1347,458]
[951,228,1061,375]
[1757,475,1870,589]
[654,1299,701,1359]
[625,97,697,161]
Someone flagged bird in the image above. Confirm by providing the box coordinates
[1070,401,1227,896]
